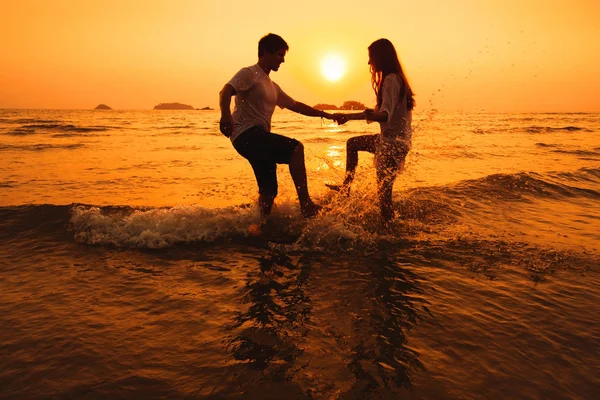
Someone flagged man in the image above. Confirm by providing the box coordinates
[219,33,335,219]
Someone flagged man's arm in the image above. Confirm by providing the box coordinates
[287,102,334,119]
[219,84,236,137]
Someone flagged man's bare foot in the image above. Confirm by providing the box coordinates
[378,219,397,234]
[301,203,322,218]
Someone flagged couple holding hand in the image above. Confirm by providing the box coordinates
[219,33,414,225]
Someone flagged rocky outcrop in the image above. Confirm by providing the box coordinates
[339,101,366,110]
[154,102,194,110]
[314,101,367,110]
[313,104,338,110]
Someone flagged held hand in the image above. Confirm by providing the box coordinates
[333,113,349,125]
[219,115,233,137]
[321,111,336,121]
[363,108,377,123]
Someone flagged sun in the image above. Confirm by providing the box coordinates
[321,53,346,82]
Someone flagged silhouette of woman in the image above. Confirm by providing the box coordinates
[330,38,415,225]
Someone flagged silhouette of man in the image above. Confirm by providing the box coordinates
[219,33,335,219]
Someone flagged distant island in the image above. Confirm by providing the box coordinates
[154,102,194,110]
[94,104,112,110]
[314,103,338,110]
[313,101,367,111]
[197,106,214,110]
[339,101,367,110]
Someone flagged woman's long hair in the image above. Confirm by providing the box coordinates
[368,39,414,111]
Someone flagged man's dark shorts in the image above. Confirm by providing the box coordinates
[233,126,300,196]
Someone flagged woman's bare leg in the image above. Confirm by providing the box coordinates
[328,134,378,194]
[376,144,408,225]
[376,166,397,223]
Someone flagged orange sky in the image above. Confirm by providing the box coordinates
[1,0,599,112]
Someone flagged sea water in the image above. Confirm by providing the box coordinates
[1,109,599,399]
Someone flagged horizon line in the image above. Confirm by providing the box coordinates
[0,107,598,114]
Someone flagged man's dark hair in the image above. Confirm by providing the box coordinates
[258,33,288,57]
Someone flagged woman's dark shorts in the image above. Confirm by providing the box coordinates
[233,126,300,196]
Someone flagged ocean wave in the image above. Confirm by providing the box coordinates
[0,199,446,251]
[152,130,203,136]
[51,133,111,138]
[525,125,587,133]
[1,168,598,249]
[0,203,365,249]
[0,181,17,188]
[4,128,38,136]
[443,169,600,201]
[16,124,110,133]
[0,143,86,151]
[163,125,195,129]
[164,145,205,151]
[535,143,600,157]
[1,204,597,281]
[475,126,594,135]
[1,118,61,124]
[303,137,336,144]
[549,149,600,157]
[552,167,600,182]
[69,204,259,248]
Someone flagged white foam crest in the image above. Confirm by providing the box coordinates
[69,204,259,248]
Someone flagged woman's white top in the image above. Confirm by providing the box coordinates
[377,73,412,146]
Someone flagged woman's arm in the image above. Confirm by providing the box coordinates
[364,109,388,122]
[333,109,388,124]
[345,111,367,121]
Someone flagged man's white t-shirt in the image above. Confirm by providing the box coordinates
[378,73,412,146]
[227,64,296,142]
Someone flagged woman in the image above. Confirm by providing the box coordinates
[330,38,414,224]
